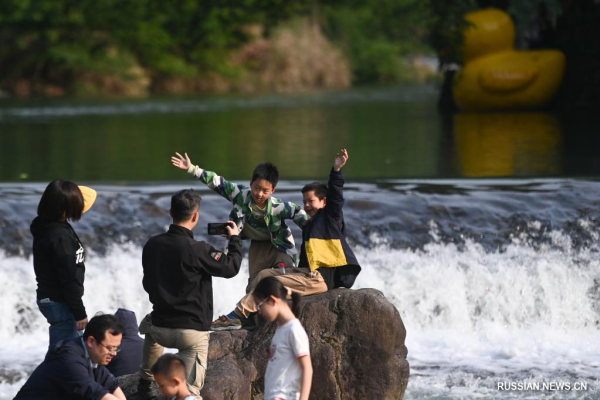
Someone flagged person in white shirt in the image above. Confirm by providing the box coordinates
[253,277,313,400]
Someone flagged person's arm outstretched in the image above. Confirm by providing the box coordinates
[298,354,313,400]
[284,201,309,228]
[194,221,243,278]
[171,151,243,203]
[327,148,349,221]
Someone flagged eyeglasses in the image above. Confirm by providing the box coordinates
[256,298,270,312]
[97,341,121,355]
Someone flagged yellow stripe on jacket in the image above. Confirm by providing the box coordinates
[305,238,348,271]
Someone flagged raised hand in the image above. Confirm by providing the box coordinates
[333,148,349,172]
[171,152,192,171]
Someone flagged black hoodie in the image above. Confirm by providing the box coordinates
[106,308,143,377]
[30,216,87,321]
[14,337,119,400]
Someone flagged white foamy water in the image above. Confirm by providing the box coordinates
[352,230,600,399]
[1,224,599,399]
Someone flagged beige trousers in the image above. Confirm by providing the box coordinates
[247,240,294,294]
[236,268,328,318]
[139,315,209,398]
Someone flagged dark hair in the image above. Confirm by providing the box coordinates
[37,179,84,222]
[83,314,124,343]
[251,162,279,189]
[151,354,187,380]
[302,182,328,200]
[253,276,302,317]
[171,189,201,223]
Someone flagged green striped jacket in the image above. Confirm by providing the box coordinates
[187,165,308,264]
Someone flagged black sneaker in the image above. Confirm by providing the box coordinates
[137,378,160,400]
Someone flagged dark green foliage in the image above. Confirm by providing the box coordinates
[320,0,433,84]
[0,0,441,92]
[0,1,140,85]
[0,0,303,93]
[427,0,478,67]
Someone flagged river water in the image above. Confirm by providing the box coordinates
[1,85,599,399]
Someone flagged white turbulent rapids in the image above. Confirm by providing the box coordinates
[358,229,600,399]
[1,224,600,399]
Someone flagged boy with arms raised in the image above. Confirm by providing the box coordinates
[171,153,308,329]
[210,149,361,330]
[298,148,361,289]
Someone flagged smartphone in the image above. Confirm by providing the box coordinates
[208,223,229,235]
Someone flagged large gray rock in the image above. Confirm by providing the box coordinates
[119,288,409,399]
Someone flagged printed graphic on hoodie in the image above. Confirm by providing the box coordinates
[75,243,85,264]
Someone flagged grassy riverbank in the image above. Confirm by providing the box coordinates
[0,1,438,98]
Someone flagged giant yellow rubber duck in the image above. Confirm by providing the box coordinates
[453,8,565,111]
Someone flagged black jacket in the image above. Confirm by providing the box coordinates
[106,308,143,377]
[14,337,119,400]
[142,224,243,331]
[299,168,361,290]
[31,216,87,321]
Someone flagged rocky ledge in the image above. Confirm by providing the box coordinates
[119,288,409,399]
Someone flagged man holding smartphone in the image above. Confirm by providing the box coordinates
[138,189,242,399]
[207,222,230,236]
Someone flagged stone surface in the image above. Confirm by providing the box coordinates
[119,288,409,400]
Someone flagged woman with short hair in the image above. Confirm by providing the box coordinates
[31,179,96,347]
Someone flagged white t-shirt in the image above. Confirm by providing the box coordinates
[264,319,310,400]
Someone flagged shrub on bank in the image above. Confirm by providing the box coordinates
[233,19,351,93]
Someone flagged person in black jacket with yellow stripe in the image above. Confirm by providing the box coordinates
[299,148,361,289]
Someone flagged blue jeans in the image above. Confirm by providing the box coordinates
[37,299,79,347]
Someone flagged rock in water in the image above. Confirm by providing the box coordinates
[119,288,409,399]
